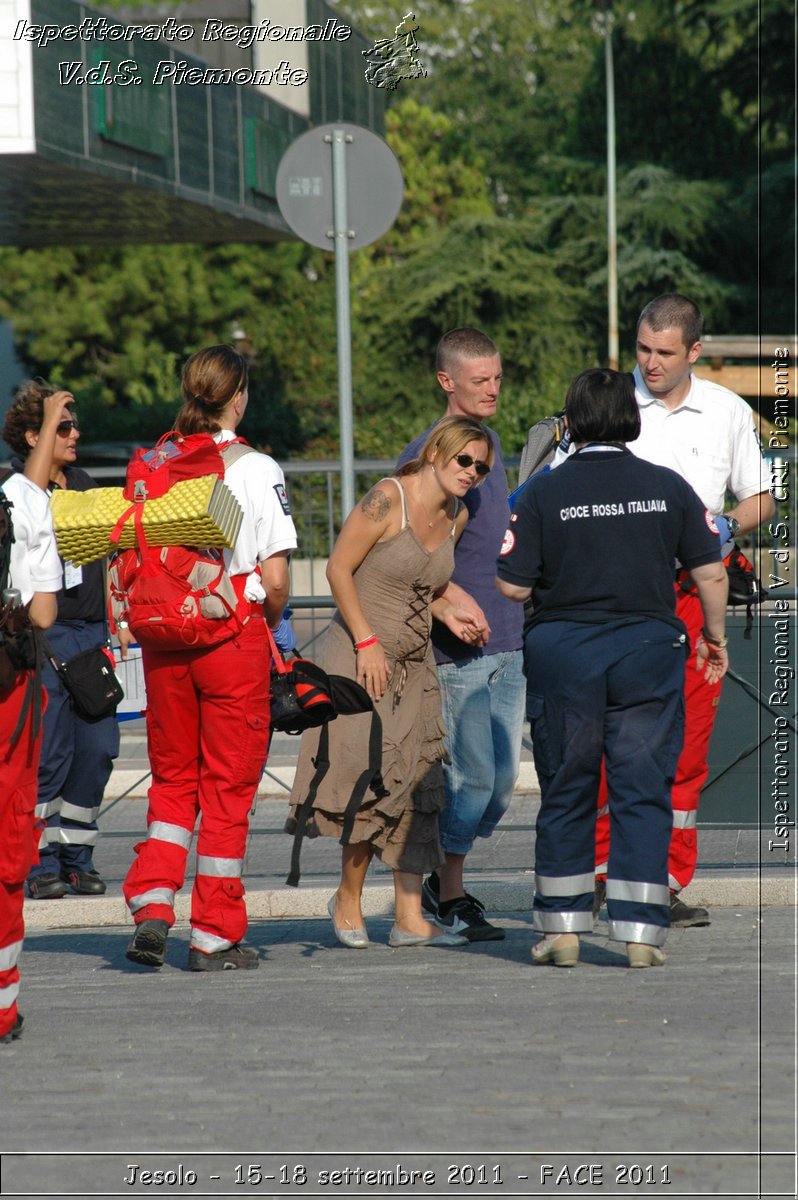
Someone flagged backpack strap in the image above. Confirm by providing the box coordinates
[8,627,45,748]
[220,440,256,469]
[285,722,332,888]
[285,674,384,888]
[338,707,387,846]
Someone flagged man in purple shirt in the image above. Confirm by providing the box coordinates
[398,328,525,940]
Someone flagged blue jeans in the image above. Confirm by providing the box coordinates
[436,650,525,855]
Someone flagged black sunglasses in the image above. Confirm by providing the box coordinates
[56,418,79,436]
[454,453,490,477]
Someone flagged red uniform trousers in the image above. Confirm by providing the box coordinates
[595,583,722,890]
[0,672,46,1038]
[123,616,271,953]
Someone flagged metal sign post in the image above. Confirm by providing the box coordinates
[276,123,404,520]
[329,129,355,517]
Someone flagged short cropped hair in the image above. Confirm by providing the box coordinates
[436,327,499,375]
[2,378,56,457]
[565,369,640,445]
[637,294,703,349]
[398,414,494,486]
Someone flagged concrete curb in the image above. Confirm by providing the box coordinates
[23,874,796,930]
[103,762,543,801]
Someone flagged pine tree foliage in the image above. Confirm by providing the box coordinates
[1,0,793,457]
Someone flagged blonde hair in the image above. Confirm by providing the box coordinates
[398,415,493,485]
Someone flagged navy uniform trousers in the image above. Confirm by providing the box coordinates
[28,621,120,880]
[524,617,687,948]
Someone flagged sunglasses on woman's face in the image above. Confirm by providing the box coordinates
[453,453,490,477]
[56,419,79,436]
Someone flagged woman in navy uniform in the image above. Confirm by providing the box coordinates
[496,369,728,968]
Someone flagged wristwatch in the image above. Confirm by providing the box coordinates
[726,515,740,538]
[702,628,728,649]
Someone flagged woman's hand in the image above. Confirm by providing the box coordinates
[696,637,728,684]
[117,625,135,661]
[23,390,76,490]
[42,390,75,424]
[440,605,488,647]
[355,640,391,701]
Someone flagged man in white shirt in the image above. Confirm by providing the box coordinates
[594,294,774,925]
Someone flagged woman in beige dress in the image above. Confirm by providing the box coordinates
[287,416,494,948]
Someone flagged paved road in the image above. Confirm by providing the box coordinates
[3,907,795,1199]
[3,727,795,1199]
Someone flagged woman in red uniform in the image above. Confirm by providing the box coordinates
[1,399,62,1040]
[119,345,297,972]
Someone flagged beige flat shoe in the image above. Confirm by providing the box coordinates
[531,933,580,968]
[627,942,666,968]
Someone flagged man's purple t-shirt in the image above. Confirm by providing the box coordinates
[398,425,523,665]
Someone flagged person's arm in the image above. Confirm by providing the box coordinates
[28,591,57,629]
[260,550,291,629]
[23,391,74,490]
[727,491,775,536]
[326,481,400,700]
[690,560,729,684]
[495,578,532,603]
[430,506,489,645]
[432,580,491,644]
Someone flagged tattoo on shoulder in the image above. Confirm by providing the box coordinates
[361,486,391,522]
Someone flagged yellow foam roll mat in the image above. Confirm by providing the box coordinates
[51,476,244,565]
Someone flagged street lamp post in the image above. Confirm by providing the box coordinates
[597,2,619,370]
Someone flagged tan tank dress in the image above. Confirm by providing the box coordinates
[286,478,459,874]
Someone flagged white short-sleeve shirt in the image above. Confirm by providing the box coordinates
[214,432,298,601]
[631,366,769,514]
[1,473,62,603]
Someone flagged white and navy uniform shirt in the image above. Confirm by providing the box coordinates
[1,473,62,604]
[497,446,721,634]
[631,366,769,512]
[213,431,298,602]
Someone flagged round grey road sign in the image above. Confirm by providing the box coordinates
[276,122,404,251]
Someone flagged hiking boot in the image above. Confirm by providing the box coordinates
[187,943,260,972]
[436,896,505,942]
[61,869,107,896]
[670,893,710,928]
[0,1014,23,1043]
[126,919,170,967]
[27,873,67,900]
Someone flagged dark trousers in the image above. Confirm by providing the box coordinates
[525,618,687,946]
[29,621,119,878]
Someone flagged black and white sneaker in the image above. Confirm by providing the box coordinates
[421,872,441,917]
[436,896,505,942]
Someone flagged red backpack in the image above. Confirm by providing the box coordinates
[108,432,255,650]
